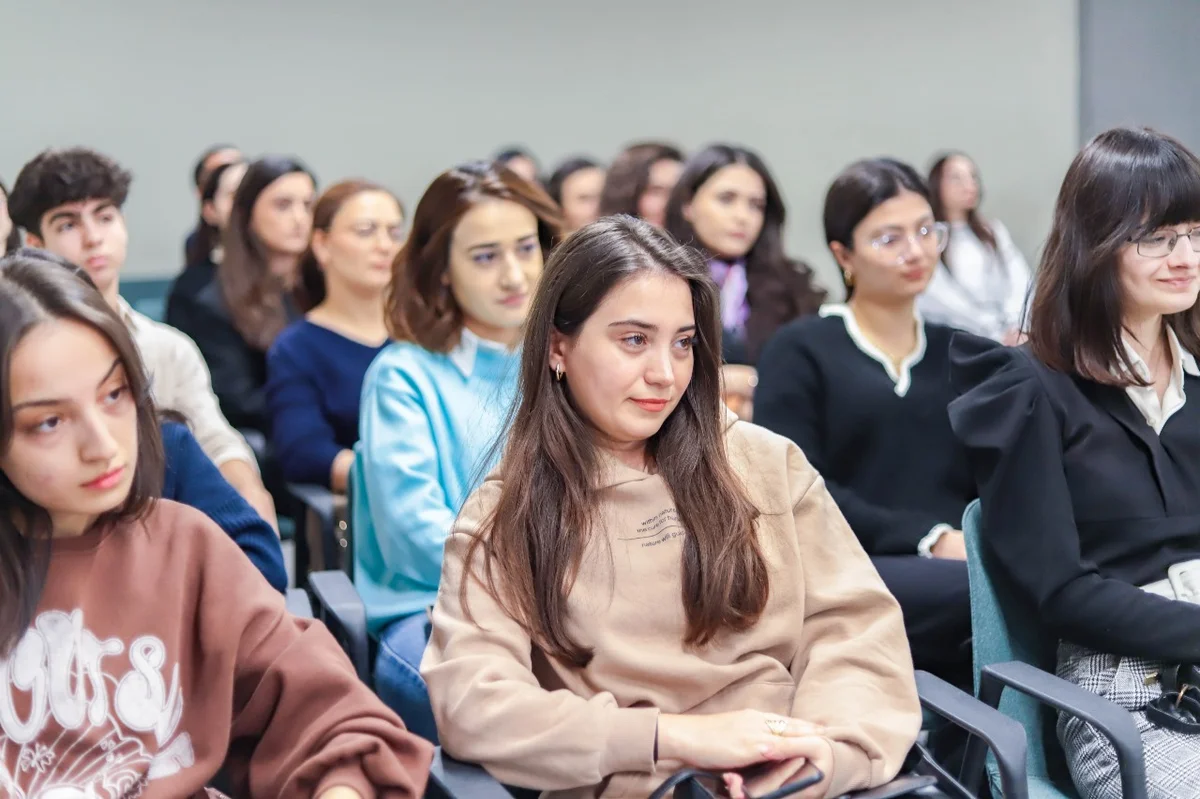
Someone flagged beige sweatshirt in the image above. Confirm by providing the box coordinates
[421,417,921,798]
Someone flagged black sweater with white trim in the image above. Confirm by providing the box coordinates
[754,306,975,555]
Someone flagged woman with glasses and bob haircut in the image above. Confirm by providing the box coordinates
[950,127,1200,799]
[754,158,975,691]
[421,216,920,799]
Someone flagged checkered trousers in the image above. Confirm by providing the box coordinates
[1056,641,1200,798]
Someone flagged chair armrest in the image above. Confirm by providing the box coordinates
[979,660,1148,799]
[308,570,371,683]
[285,587,313,618]
[288,482,335,530]
[427,748,513,799]
[915,670,1028,799]
[287,482,339,570]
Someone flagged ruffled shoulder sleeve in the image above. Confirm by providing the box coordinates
[948,333,1054,453]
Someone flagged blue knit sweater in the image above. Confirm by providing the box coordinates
[162,421,288,591]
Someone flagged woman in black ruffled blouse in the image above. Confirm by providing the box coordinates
[950,127,1200,799]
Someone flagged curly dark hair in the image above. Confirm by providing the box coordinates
[8,148,132,236]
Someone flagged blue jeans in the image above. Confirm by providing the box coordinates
[375,611,438,743]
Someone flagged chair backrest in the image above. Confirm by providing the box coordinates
[962,500,1068,785]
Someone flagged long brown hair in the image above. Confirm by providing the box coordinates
[598,141,684,218]
[294,179,406,312]
[386,160,562,353]
[1028,127,1200,385]
[463,216,767,667]
[0,248,164,655]
[928,152,997,274]
[664,144,826,360]
[219,156,315,351]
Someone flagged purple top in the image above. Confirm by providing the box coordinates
[709,258,750,334]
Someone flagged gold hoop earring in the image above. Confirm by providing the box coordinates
[555,364,564,382]
[843,271,855,287]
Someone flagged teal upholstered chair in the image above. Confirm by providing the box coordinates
[961,500,1148,798]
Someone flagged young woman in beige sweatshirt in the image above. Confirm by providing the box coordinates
[421,216,922,799]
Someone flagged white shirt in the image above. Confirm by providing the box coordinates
[917,220,1032,342]
[117,298,257,469]
[1122,327,1200,435]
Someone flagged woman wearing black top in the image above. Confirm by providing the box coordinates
[754,158,973,687]
[166,159,246,329]
[171,157,314,432]
[950,128,1200,799]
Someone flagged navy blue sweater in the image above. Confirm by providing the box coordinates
[162,421,288,591]
[266,320,387,487]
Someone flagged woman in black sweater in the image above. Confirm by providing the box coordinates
[171,156,313,432]
[754,158,973,687]
[951,128,1200,799]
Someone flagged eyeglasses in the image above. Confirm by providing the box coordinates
[1132,229,1200,258]
[870,222,949,261]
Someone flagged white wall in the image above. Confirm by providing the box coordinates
[1,0,1080,290]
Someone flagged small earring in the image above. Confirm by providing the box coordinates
[843,270,855,287]
[555,363,564,382]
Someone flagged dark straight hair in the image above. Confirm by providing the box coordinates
[823,157,931,298]
[928,152,997,274]
[664,144,825,356]
[185,160,243,269]
[219,156,316,351]
[0,248,164,655]
[0,180,21,255]
[462,215,767,667]
[1028,127,1200,385]
[386,160,562,353]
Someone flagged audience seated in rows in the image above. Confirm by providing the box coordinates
[755,158,974,689]
[6,147,277,527]
[267,180,403,491]
[354,160,562,741]
[421,216,921,799]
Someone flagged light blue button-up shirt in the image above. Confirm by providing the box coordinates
[353,329,520,632]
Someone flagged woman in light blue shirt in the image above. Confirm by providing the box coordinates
[356,160,561,740]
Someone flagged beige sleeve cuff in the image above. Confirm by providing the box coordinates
[598,706,660,777]
[822,739,874,799]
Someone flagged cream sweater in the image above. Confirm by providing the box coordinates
[421,417,921,798]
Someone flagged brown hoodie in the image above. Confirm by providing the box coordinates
[0,499,432,798]
[421,416,921,798]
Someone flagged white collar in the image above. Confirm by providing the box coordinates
[448,327,512,379]
[114,296,143,331]
[819,303,926,397]
[1121,326,1200,382]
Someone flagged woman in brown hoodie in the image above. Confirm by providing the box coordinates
[421,216,921,798]
[0,250,432,798]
